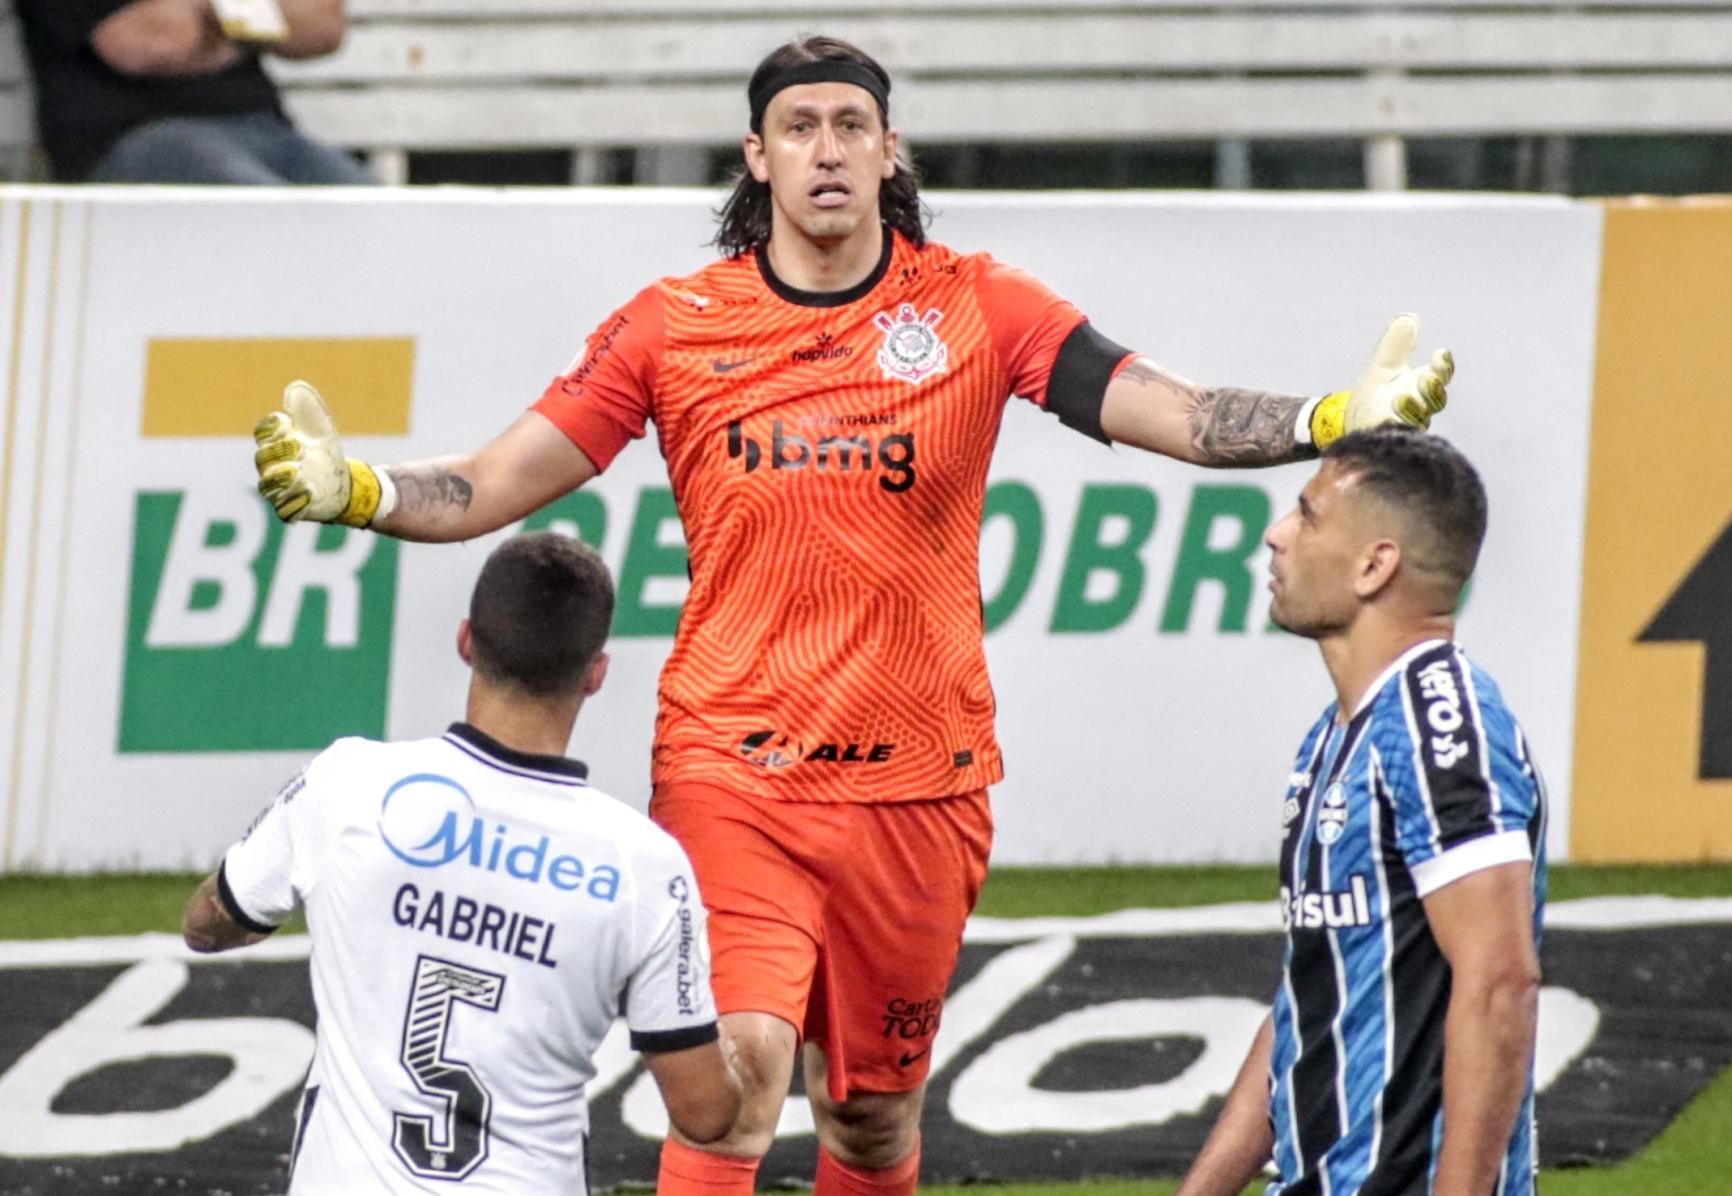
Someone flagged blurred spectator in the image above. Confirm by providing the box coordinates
[16,0,373,184]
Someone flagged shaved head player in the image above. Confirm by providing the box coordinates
[251,36,1456,1196]
[182,535,741,1194]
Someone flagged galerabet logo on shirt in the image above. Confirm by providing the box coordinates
[874,304,949,384]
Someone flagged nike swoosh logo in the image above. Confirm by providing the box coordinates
[898,1048,931,1068]
[712,357,755,373]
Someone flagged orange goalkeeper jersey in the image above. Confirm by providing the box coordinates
[535,231,1127,803]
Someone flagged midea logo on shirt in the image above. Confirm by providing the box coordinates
[377,773,620,900]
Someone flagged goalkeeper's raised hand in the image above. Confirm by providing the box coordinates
[253,381,396,527]
[1306,315,1454,451]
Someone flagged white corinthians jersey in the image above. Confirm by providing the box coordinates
[219,723,717,1195]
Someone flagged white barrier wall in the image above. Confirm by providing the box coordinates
[0,188,1601,870]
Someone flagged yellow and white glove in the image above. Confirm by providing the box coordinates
[1301,314,1454,451]
[253,380,396,527]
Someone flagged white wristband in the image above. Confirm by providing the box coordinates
[1293,396,1322,447]
[371,468,399,526]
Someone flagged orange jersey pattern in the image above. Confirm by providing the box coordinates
[536,233,1099,803]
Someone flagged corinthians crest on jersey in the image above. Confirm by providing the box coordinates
[874,304,949,384]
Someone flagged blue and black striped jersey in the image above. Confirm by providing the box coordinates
[1268,639,1548,1196]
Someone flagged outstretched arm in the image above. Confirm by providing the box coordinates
[1097,315,1451,468]
[1101,360,1313,468]
[255,384,598,543]
[372,412,599,543]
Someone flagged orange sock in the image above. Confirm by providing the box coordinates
[657,1138,760,1196]
[813,1144,920,1196]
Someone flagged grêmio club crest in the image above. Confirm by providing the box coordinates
[874,304,949,384]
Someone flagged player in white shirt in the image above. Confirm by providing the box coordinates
[182,533,740,1194]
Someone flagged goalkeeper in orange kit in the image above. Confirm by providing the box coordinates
[250,33,1452,1196]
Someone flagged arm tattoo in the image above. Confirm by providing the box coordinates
[1184,385,1314,467]
[386,465,474,514]
[1108,359,1317,467]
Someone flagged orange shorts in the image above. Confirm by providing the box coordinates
[649,782,993,1102]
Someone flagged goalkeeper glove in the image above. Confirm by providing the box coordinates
[253,380,396,527]
[1301,314,1454,451]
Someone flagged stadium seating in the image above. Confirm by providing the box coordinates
[5,0,1732,187]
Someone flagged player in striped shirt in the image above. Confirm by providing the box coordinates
[250,35,1456,1196]
[1179,428,1547,1196]
[181,535,741,1193]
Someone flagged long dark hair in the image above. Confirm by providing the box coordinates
[714,36,930,258]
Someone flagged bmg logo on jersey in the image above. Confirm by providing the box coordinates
[120,490,397,752]
[378,773,621,900]
[726,418,917,493]
[1280,876,1373,931]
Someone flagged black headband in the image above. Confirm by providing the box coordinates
[749,60,890,133]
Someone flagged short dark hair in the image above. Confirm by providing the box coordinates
[1325,427,1488,593]
[714,36,930,258]
[468,534,614,697]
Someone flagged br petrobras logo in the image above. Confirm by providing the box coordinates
[120,337,412,755]
[377,773,620,900]
[874,304,949,385]
[120,489,398,753]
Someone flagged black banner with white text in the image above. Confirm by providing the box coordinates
[0,900,1728,1194]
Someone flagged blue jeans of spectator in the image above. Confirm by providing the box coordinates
[89,113,374,184]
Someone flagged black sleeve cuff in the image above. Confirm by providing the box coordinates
[1046,321,1135,444]
[217,861,280,937]
[631,1022,720,1054]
